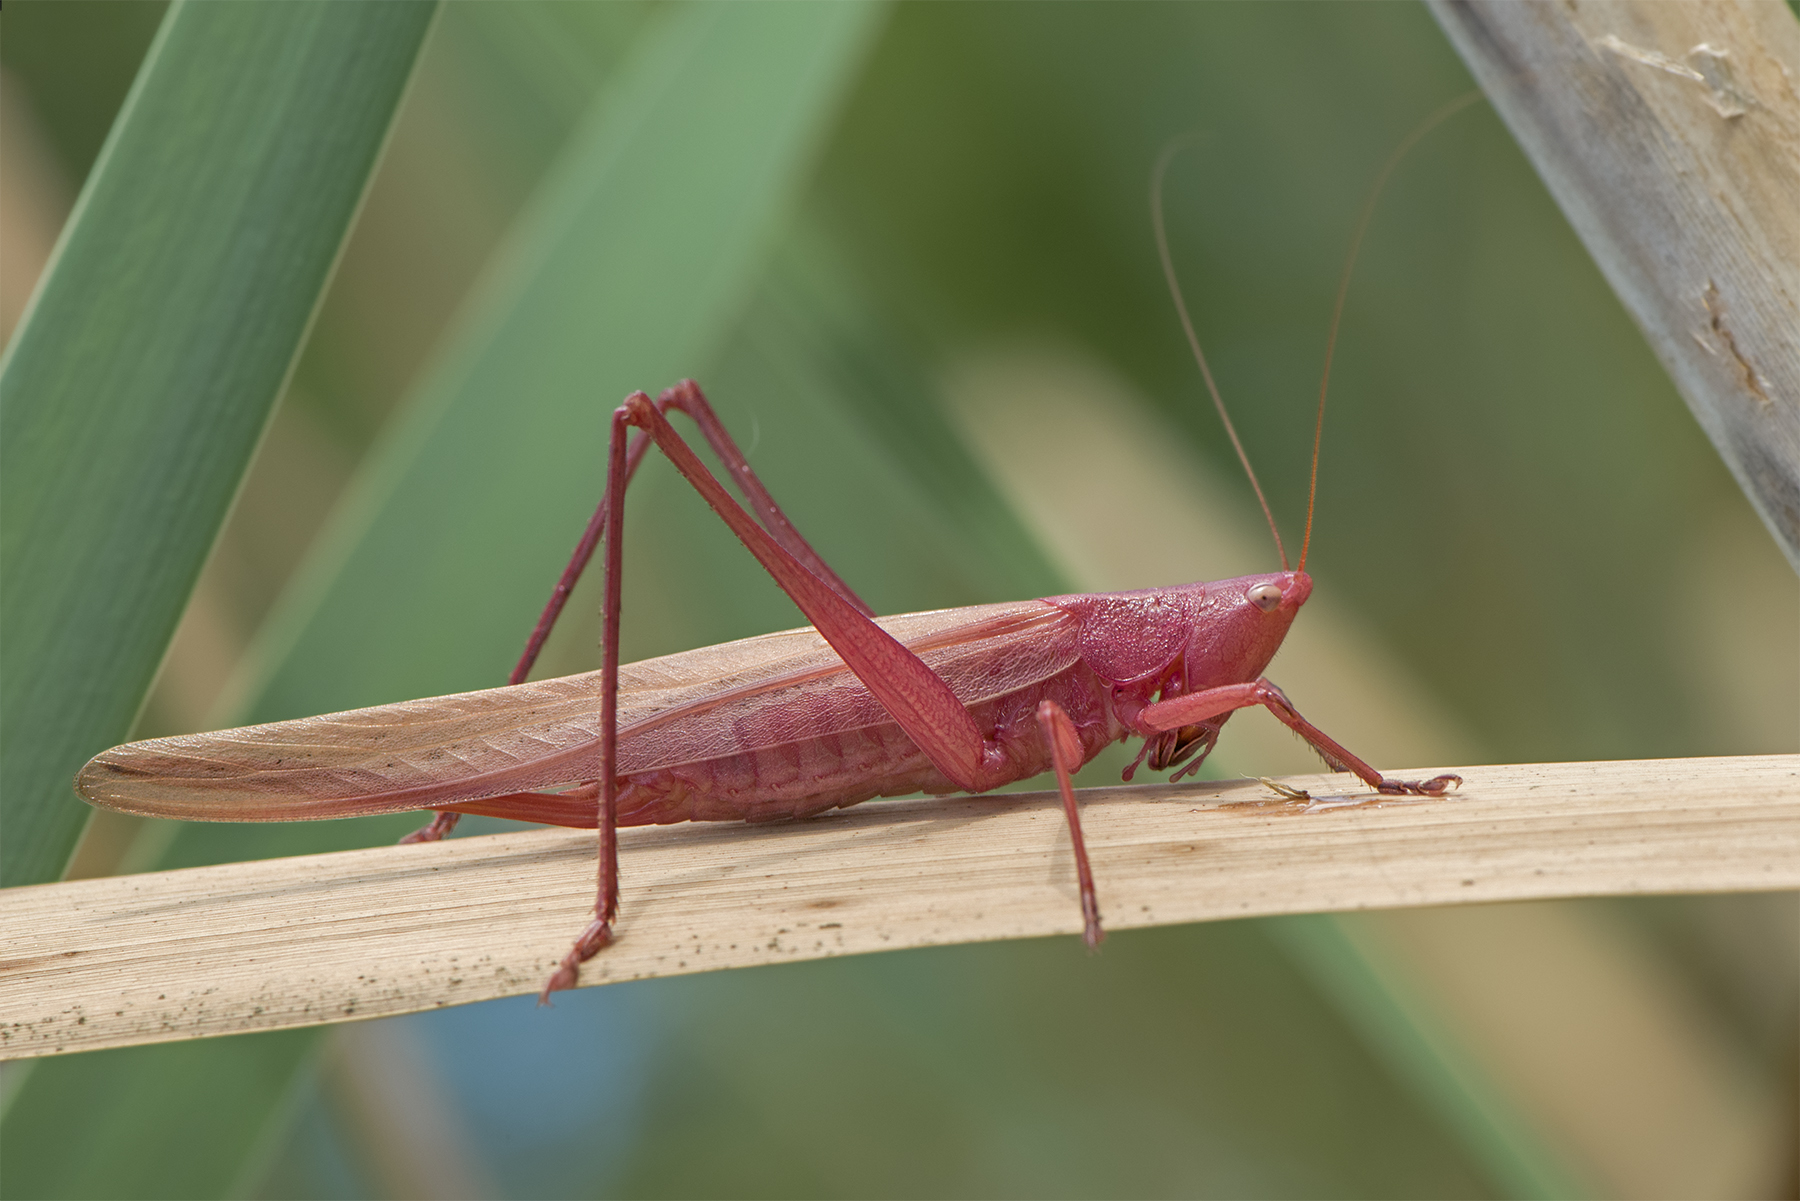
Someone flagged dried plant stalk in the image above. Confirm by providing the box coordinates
[4,754,1795,1059]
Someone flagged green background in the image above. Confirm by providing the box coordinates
[2,3,1794,1198]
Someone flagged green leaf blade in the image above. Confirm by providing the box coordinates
[235,0,888,725]
[0,0,437,887]
[0,7,888,1198]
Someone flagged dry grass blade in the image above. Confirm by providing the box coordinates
[1429,0,1800,568]
[4,754,1795,1059]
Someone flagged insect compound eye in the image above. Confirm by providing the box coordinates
[1248,583,1283,612]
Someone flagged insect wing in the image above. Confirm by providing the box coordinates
[615,600,1081,774]
[74,600,1082,823]
[76,672,620,822]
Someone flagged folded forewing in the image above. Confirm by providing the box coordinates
[616,601,1079,773]
[76,600,1080,821]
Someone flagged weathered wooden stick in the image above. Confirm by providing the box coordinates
[1430,0,1800,570]
[3,755,1794,1059]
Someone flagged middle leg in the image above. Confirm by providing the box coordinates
[1036,699,1103,949]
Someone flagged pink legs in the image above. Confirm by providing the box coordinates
[403,381,870,847]
[607,394,1001,789]
[396,379,1098,996]
[1037,700,1102,949]
[538,385,1029,1001]
[405,381,1450,1001]
[1137,678,1461,796]
[540,396,632,999]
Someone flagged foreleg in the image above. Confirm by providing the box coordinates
[1138,679,1460,796]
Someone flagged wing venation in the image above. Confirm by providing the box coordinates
[76,600,1081,821]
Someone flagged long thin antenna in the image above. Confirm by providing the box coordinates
[1298,89,1484,572]
[1153,137,1288,571]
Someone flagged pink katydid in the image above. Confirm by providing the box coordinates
[76,99,1478,1001]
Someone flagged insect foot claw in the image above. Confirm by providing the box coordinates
[537,918,614,1006]
[1376,774,1463,797]
[1082,899,1106,953]
[398,812,459,844]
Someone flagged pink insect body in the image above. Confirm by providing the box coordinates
[76,573,1323,836]
[77,103,1478,1000]
[75,383,1454,1001]
[79,588,1226,830]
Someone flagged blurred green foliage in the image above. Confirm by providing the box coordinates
[2,3,1793,1199]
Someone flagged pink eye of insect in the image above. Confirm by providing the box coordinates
[1248,583,1283,612]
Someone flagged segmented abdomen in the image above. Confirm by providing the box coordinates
[616,660,1121,825]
